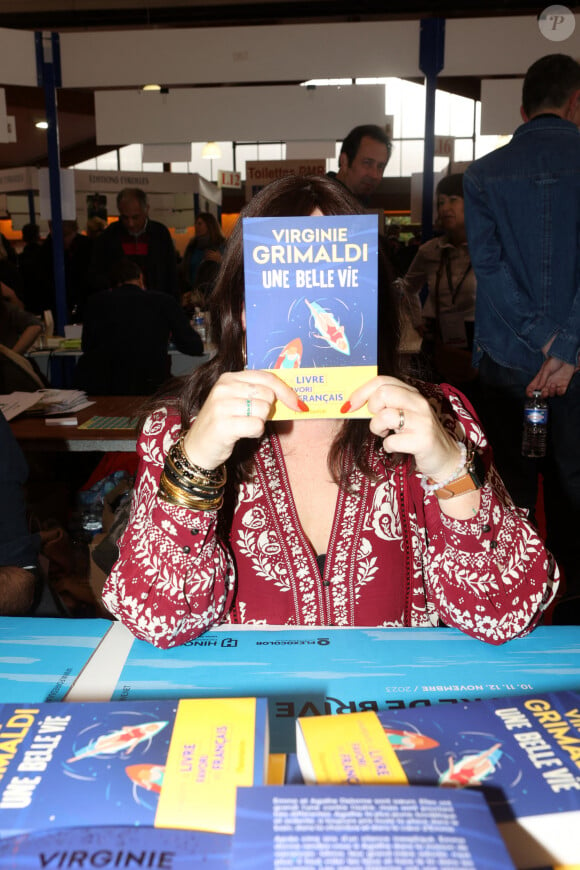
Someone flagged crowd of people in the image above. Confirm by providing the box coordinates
[1,51,578,641]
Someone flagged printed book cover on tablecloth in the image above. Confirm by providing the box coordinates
[376,690,580,868]
[0,617,110,703]
[243,214,378,419]
[293,692,580,868]
[0,825,230,869]
[0,697,268,840]
[232,784,515,869]
[109,626,580,754]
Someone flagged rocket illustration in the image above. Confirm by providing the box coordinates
[125,763,165,793]
[67,721,169,762]
[274,338,303,369]
[439,742,503,787]
[304,298,350,355]
[383,727,440,751]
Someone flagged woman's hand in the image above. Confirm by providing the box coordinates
[182,370,308,470]
[342,377,480,518]
[343,376,462,479]
[204,249,222,264]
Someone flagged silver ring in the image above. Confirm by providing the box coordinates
[397,408,405,431]
[246,398,252,417]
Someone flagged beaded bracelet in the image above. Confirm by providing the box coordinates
[170,434,226,486]
[419,441,467,495]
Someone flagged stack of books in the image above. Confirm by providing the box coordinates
[26,389,93,416]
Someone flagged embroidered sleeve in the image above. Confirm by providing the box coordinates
[101,408,235,648]
[411,383,559,645]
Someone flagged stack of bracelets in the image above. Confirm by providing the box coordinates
[158,433,227,511]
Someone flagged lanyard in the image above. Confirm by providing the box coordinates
[436,246,472,306]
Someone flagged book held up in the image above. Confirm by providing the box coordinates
[243,214,378,419]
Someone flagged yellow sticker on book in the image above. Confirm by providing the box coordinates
[296,710,408,785]
[155,697,261,834]
[270,365,375,420]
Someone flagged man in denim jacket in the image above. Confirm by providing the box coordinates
[464,54,580,609]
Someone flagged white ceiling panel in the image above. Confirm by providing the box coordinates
[95,84,387,144]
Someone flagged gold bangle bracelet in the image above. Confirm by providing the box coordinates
[158,473,223,511]
[162,461,225,498]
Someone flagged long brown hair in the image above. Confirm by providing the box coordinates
[173,174,400,488]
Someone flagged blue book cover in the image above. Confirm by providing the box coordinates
[376,690,580,868]
[243,214,378,419]
[0,617,110,703]
[0,825,230,869]
[0,697,268,840]
[111,626,580,754]
[232,784,515,869]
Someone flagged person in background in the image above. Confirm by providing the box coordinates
[0,280,43,354]
[102,174,558,649]
[0,410,41,614]
[17,223,43,315]
[75,258,203,396]
[0,230,23,300]
[328,124,392,206]
[180,212,226,313]
[464,53,580,612]
[88,188,179,300]
[86,216,107,240]
[36,219,93,322]
[396,174,477,395]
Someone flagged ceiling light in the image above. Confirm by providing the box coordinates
[35,120,49,130]
[142,84,162,92]
[201,141,222,160]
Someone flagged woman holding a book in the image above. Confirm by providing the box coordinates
[102,175,558,649]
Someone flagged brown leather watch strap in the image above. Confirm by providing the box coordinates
[428,444,485,500]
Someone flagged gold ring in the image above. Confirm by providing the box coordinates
[397,408,405,431]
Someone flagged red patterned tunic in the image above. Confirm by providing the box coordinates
[102,385,559,648]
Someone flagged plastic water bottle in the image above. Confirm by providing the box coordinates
[193,310,207,343]
[522,390,548,458]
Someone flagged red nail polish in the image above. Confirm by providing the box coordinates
[340,401,351,414]
[297,400,309,412]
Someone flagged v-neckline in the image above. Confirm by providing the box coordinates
[268,429,344,575]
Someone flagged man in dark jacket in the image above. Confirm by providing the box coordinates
[75,259,203,396]
[88,188,179,299]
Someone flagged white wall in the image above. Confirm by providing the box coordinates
[444,16,580,75]
[0,27,38,87]
[94,84,387,145]
[59,21,422,88]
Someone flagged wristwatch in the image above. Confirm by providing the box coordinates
[429,443,486,500]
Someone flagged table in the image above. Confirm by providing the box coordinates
[9,395,145,451]
[1,618,579,867]
[29,347,212,387]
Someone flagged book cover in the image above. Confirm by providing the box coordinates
[0,825,230,869]
[243,214,378,419]
[374,690,580,868]
[296,710,407,785]
[0,617,110,703]
[232,784,516,869]
[108,625,580,754]
[0,697,268,840]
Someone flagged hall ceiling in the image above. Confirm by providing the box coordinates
[0,1,571,170]
[0,0,552,28]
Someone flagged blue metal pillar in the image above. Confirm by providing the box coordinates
[419,18,445,242]
[35,30,67,335]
